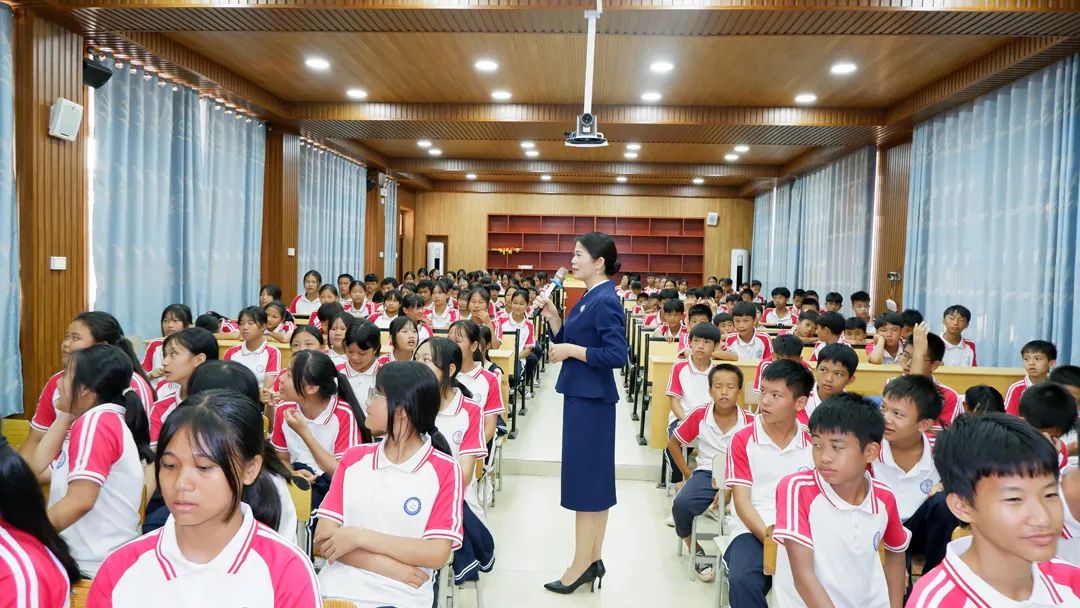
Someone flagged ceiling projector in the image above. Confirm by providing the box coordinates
[565,113,608,148]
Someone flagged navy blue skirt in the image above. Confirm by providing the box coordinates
[561,396,617,511]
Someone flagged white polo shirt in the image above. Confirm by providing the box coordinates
[909,536,1080,607]
[0,521,71,608]
[223,340,282,385]
[89,503,320,607]
[437,389,487,461]
[337,360,380,416]
[368,312,398,329]
[426,304,460,329]
[773,470,911,608]
[500,316,537,351]
[942,337,978,367]
[49,403,143,577]
[764,307,799,326]
[665,358,716,423]
[458,365,504,417]
[867,340,904,365]
[673,403,754,472]
[141,337,164,373]
[725,333,773,361]
[32,371,156,431]
[725,416,813,537]
[1005,375,1034,417]
[270,396,357,476]
[316,441,463,608]
[871,433,939,521]
[267,473,299,546]
[289,294,321,316]
[327,348,348,369]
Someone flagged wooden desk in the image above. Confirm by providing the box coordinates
[217,339,292,368]
[488,349,513,415]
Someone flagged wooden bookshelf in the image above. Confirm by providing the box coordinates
[486,214,706,283]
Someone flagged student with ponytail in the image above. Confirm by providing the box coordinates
[141,303,193,385]
[0,430,80,607]
[24,344,151,577]
[290,270,323,316]
[149,327,218,447]
[449,320,504,443]
[316,361,464,608]
[264,300,297,343]
[89,390,319,606]
[379,315,420,365]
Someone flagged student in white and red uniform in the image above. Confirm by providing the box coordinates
[337,273,356,308]
[449,320,504,443]
[401,294,434,344]
[264,300,298,343]
[326,310,355,369]
[140,304,192,388]
[908,414,1080,608]
[1004,339,1057,416]
[19,312,156,461]
[309,284,344,330]
[501,290,539,394]
[751,335,811,393]
[883,330,964,428]
[148,328,219,448]
[665,324,722,484]
[867,312,905,365]
[22,344,152,578]
[260,282,284,308]
[806,312,846,363]
[379,316,421,367]
[289,269,323,316]
[369,289,404,329]
[349,279,378,319]
[725,302,773,361]
[763,287,799,326]
[262,327,326,407]
[0,432,81,608]
[89,396,320,607]
[426,279,461,329]
[338,323,382,415]
[773,395,909,608]
[652,299,688,343]
[462,287,503,350]
[223,306,282,386]
[315,361,464,608]
[1017,384,1076,473]
[941,304,978,367]
[669,365,754,581]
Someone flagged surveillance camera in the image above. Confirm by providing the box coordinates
[565,113,608,148]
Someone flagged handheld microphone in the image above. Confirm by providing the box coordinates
[540,267,568,300]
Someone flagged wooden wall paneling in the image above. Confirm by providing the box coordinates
[364,180,385,277]
[397,188,416,273]
[412,192,754,281]
[872,142,912,313]
[13,11,88,416]
[261,129,300,292]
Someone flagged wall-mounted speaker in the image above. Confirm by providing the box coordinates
[706,212,719,226]
[48,97,83,142]
[83,59,113,89]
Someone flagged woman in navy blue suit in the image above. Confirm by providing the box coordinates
[535,232,628,595]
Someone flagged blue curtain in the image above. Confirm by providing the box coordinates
[384,180,399,279]
[93,55,266,339]
[0,5,21,416]
[297,145,367,291]
[751,180,796,292]
[750,190,773,288]
[905,53,1080,366]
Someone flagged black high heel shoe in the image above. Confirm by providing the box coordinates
[591,560,606,589]
[543,564,599,594]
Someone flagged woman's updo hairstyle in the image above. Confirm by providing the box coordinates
[576,231,621,276]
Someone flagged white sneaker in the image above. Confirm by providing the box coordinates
[666,513,675,527]
[696,562,715,583]
[703,506,720,522]
[525,390,534,399]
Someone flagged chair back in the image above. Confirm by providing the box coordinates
[70,580,93,608]
[1,418,31,451]
[763,525,778,575]
[322,599,359,608]
[951,525,972,541]
[711,450,727,489]
[290,481,313,523]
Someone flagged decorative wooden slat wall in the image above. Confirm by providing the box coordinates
[412,192,753,279]
[13,11,88,416]
[872,142,912,312]
[363,180,385,277]
[397,188,415,274]
[260,129,300,292]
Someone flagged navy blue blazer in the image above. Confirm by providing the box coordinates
[551,281,628,403]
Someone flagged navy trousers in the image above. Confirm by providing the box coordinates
[723,532,771,608]
[672,470,716,539]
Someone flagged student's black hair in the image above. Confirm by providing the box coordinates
[809,393,884,450]
[72,311,156,401]
[900,308,924,328]
[1019,383,1078,436]
[816,343,859,377]
[160,303,193,328]
[943,304,972,323]
[731,302,757,319]
[661,298,685,315]
[402,293,425,310]
[0,432,82,583]
[344,321,381,353]
[188,360,260,403]
[935,413,1060,503]
[389,315,420,352]
[417,337,474,400]
[723,294,739,305]
[708,363,744,389]
[317,302,345,327]
[290,325,326,347]
[433,277,454,294]
[1021,339,1058,361]
[380,277,400,288]
[713,312,733,325]
[658,288,680,301]
[882,374,943,422]
[687,304,712,322]
[771,334,804,358]
[902,331,946,364]
[845,316,868,332]
[371,291,386,305]
[476,325,497,367]
[264,300,295,327]
[403,271,417,283]
[401,282,418,294]
[630,280,642,290]
[719,277,732,287]
[195,313,222,333]
[290,350,372,443]
[792,288,806,298]
[376,361,453,457]
[156,391,274,528]
[68,344,153,461]
[876,311,903,328]
[805,290,819,300]
[760,358,814,399]
[816,312,845,336]
[1050,365,1080,390]
[850,290,871,304]
[364,273,379,283]
[303,270,323,286]
[801,298,819,310]
[162,328,220,363]
[798,310,819,324]
[964,384,1005,415]
[688,322,722,344]
[337,273,355,285]
[417,279,434,293]
[382,289,404,306]
[507,289,529,307]
[328,312,356,339]
[751,280,762,288]
[739,288,754,299]
[702,286,718,300]
[449,319,483,363]
[348,279,364,293]
[770,286,791,298]
[237,305,268,326]
[260,283,283,302]
[825,292,843,306]
[319,284,339,300]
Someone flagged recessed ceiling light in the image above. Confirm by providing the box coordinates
[650,60,674,73]
[540,175,552,181]
[428,148,443,156]
[830,62,857,75]
[305,57,330,71]
[346,88,367,100]
[626,143,642,151]
[724,153,739,162]
[641,91,662,103]
[624,152,638,159]
[491,90,512,101]
[465,173,477,180]
[417,140,432,148]
[474,59,499,72]
[616,176,628,183]
[794,93,817,104]
[525,150,540,157]
[692,177,705,185]
[520,141,536,149]
[733,144,750,153]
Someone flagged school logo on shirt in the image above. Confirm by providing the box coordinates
[51,450,67,470]
[872,531,882,551]
[403,497,422,516]
[797,465,811,472]
[256,364,266,373]
[453,430,464,445]
[920,478,934,494]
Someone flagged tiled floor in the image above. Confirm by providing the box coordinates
[454,362,722,607]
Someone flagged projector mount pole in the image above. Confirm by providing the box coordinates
[582,0,602,115]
